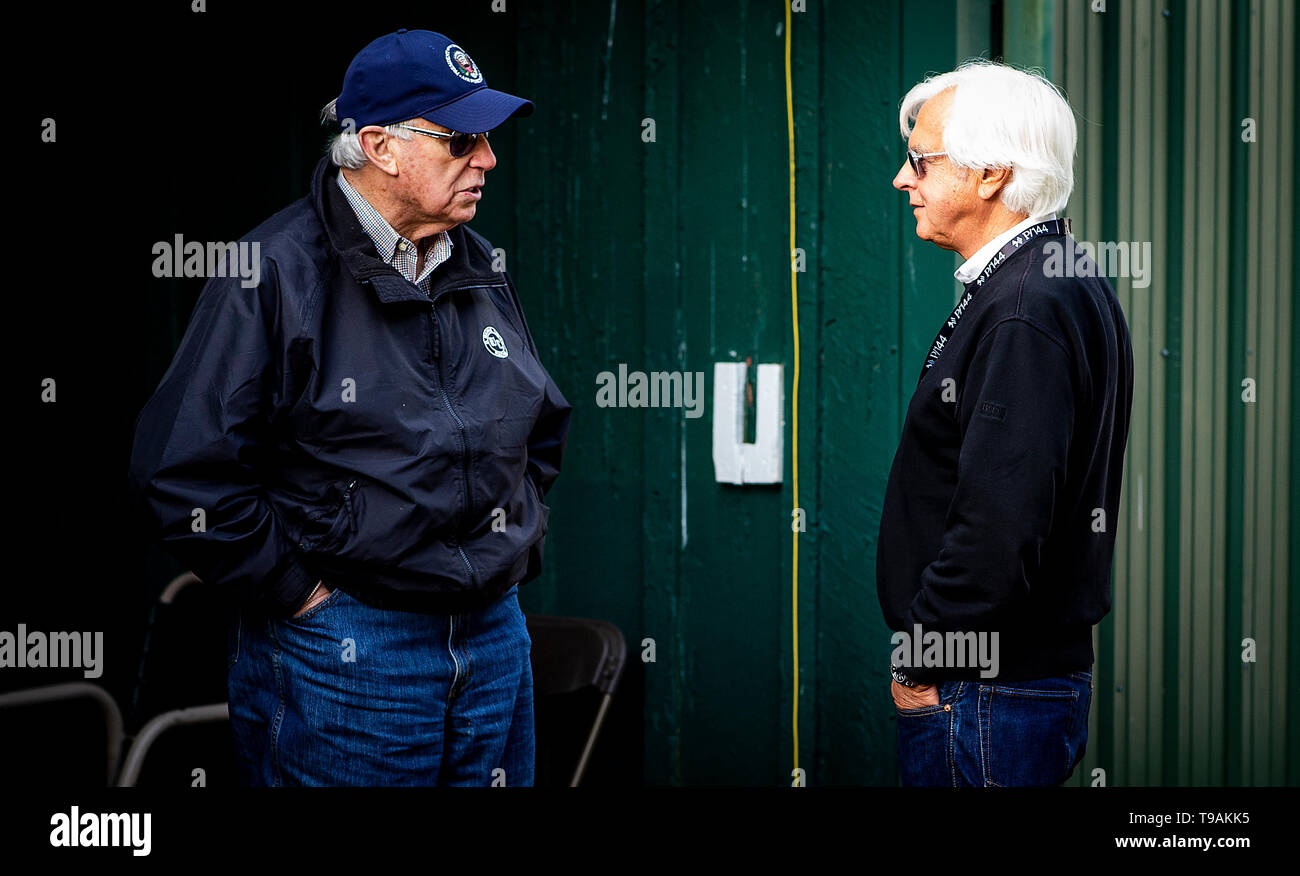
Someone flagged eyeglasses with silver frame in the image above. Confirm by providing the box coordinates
[394,124,490,159]
[907,148,948,178]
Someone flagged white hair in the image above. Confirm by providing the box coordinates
[320,98,413,169]
[898,59,1077,217]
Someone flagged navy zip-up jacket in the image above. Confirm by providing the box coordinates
[128,156,572,616]
[877,234,1133,683]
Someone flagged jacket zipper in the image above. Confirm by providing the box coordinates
[300,478,358,551]
[428,302,476,584]
[342,479,358,533]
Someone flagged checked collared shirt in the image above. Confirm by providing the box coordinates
[336,169,452,294]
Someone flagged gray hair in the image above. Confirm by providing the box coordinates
[320,98,413,169]
[899,59,1077,217]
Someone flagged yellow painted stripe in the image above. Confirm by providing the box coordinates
[784,0,801,778]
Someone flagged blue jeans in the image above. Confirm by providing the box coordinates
[226,584,534,786]
[895,670,1093,787]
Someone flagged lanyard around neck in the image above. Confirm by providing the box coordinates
[918,217,1071,382]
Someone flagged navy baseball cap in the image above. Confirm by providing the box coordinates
[337,29,533,133]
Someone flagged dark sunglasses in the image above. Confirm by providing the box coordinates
[395,124,490,158]
[907,148,948,178]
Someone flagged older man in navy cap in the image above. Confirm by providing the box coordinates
[128,30,572,786]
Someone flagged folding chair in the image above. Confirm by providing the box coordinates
[0,682,125,784]
[525,614,627,787]
[120,571,236,786]
[117,702,230,786]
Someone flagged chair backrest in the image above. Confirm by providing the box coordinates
[525,614,627,697]
[130,572,231,724]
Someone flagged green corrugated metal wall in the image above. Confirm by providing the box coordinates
[420,0,1297,785]
[1002,0,1296,787]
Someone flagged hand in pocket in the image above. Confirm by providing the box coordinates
[293,580,333,618]
[892,680,940,710]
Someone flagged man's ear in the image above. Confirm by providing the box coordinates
[975,165,1013,202]
[357,126,401,177]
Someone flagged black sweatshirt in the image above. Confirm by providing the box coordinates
[877,234,1133,683]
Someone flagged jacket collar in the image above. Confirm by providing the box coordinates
[309,155,504,304]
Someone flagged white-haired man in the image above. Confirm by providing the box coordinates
[128,29,571,785]
[876,60,1133,787]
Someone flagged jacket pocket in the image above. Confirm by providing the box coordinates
[524,472,549,532]
[494,416,533,453]
[491,416,534,495]
[298,478,362,553]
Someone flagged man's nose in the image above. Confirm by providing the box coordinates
[471,134,497,171]
[893,160,916,191]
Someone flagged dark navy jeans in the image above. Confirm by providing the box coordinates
[226,583,534,786]
[895,670,1093,787]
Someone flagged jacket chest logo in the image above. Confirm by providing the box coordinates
[482,325,509,359]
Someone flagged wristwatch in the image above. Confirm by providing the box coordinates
[891,663,917,688]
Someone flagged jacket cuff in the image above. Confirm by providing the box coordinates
[267,553,319,617]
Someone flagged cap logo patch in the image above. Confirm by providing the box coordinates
[482,326,508,358]
[445,45,483,83]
